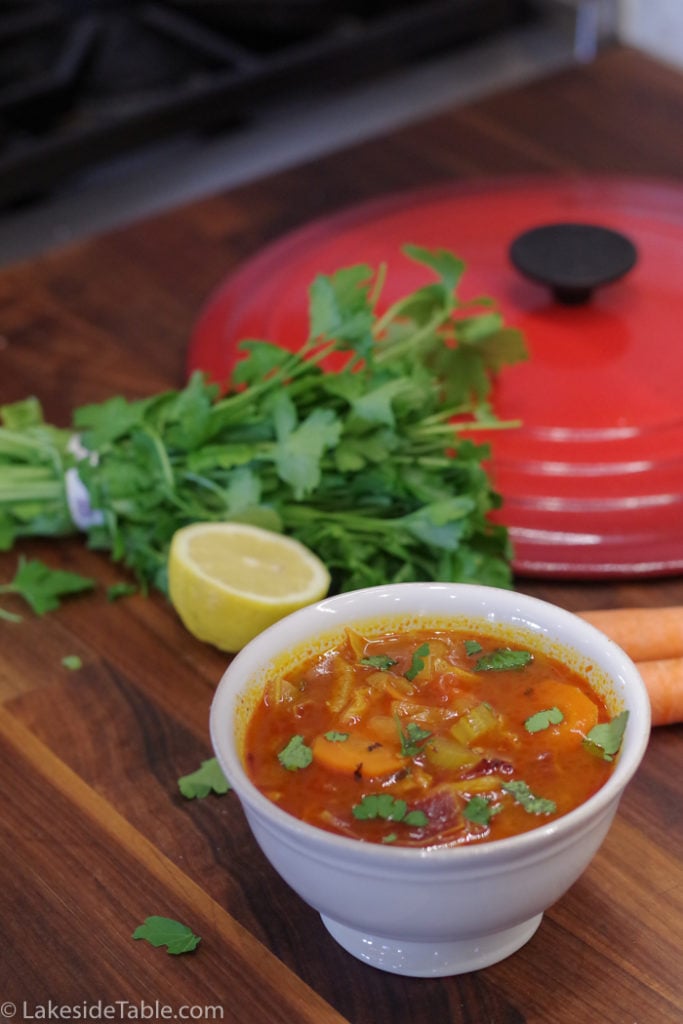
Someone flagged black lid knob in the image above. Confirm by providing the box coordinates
[509,222,637,305]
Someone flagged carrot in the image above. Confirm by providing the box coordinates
[578,607,683,663]
[311,731,403,778]
[521,679,599,751]
[634,658,683,727]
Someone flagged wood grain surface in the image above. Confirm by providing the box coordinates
[1,46,682,1024]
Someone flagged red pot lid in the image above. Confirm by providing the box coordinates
[188,176,683,578]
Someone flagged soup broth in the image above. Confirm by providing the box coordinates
[243,623,625,847]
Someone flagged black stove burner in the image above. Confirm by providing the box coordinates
[0,0,536,208]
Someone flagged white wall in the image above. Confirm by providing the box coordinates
[618,0,683,69]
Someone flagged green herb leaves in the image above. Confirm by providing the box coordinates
[132,916,201,955]
[396,717,432,757]
[584,710,629,761]
[352,793,428,829]
[278,735,313,771]
[0,246,527,598]
[473,648,533,672]
[404,642,430,682]
[178,757,231,799]
[502,780,557,816]
[525,706,564,733]
[0,557,94,621]
[463,796,502,827]
[360,654,397,671]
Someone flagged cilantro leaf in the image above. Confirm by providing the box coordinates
[525,706,564,733]
[583,710,629,761]
[132,916,201,955]
[61,655,82,671]
[474,648,533,672]
[404,642,430,681]
[178,757,231,799]
[273,397,342,499]
[464,640,483,656]
[463,796,502,826]
[502,780,557,816]
[309,264,375,358]
[395,717,432,757]
[278,735,313,771]
[324,731,349,742]
[403,809,429,827]
[360,654,397,671]
[352,794,428,828]
[106,582,137,601]
[0,557,95,619]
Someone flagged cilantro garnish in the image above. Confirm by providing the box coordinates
[473,648,533,672]
[360,654,398,670]
[178,757,231,799]
[61,655,82,671]
[395,716,432,757]
[277,735,313,771]
[132,916,200,955]
[463,796,502,827]
[464,640,483,656]
[352,794,428,828]
[502,780,556,816]
[404,642,430,681]
[0,557,94,621]
[324,731,350,742]
[524,706,564,733]
[583,710,629,761]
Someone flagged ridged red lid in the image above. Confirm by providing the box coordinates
[188,177,683,578]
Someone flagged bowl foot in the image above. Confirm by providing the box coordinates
[320,913,543,976]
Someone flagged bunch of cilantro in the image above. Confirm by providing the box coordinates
[0,245,527,595]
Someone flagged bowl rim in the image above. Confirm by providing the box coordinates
[210,582,651,864]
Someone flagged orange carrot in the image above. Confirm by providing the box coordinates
[578,607,683,663]
[521,679,599,750]
[634,658,683,727]
[311,732,403,778]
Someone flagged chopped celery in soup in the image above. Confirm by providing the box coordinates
[243,625,627,847]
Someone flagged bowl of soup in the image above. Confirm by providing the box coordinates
[209,583,650,976]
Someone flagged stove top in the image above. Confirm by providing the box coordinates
[0,0,535,208]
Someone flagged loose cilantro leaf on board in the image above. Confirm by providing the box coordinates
[106,582,138,602]
[278,735,313,771]
[132,916,201,955]
[352,794,428,828]
[525,706,564,733]
[583,710,629,761]
[178,757,231,799]
[404,642,430,681]
[360,654,398,670]
[323,731,350,742]
[61,655,82,671]
[0,557,95,620]
[473,648,533,672]
[464,640,483,656]
[502,780,557,816]
[463,796,503,827]
[396,717,432,758]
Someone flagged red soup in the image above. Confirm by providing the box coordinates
[243,623,627,847]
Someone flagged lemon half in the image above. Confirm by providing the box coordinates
[168,522,331,653]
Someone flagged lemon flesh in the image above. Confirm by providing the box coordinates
[168,522,331,653]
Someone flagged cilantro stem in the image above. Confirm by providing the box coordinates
[374,310,449,364]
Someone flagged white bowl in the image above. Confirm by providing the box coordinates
[209,583,651,977]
